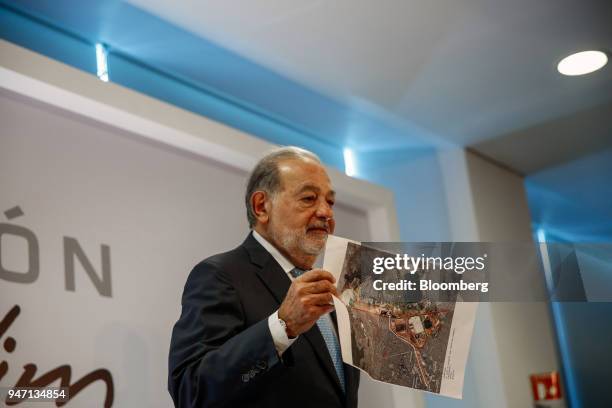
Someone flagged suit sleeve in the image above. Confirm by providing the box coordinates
[167,260,282,407]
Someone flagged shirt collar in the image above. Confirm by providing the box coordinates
[252,230,295,274]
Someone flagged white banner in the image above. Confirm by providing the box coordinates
[0,90,373,407]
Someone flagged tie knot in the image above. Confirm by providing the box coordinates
[290,268,306,278]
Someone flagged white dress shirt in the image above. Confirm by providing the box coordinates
[252,230,299,356]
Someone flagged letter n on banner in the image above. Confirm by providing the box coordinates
[64,237,112,297]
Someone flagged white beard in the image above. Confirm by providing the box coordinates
[269,222,327,257]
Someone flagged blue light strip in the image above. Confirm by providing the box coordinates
[535,227,581,407]
[550,302,581,408]
[343,148,356,177]
[95,43,108,81]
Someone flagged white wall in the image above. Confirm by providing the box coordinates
[0,85,385,408]
[427,149,560,408]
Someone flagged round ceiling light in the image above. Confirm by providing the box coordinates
[557,50,608,76]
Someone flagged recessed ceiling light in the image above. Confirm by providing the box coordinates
[557,50,608,76]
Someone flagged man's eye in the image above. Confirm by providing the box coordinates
[301,196,316,202]
[327,200,335,207]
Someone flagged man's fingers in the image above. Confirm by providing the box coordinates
[298,269,336,284]
[303,280,337,296]
[303,293,334,307]
[317,304,335,317]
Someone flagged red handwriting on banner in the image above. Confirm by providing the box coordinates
[0,305,115,407]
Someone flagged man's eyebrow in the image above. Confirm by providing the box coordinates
[296,184,320,194]
[295,184,336,197]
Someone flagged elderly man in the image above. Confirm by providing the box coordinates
[168,146,360,407]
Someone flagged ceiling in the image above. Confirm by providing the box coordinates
[2,0,610,241]
[125,0,612,174]
[2,0,611,175]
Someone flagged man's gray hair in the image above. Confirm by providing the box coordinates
[245,146,321,228]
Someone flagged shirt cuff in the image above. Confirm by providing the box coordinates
[268,310,297,356]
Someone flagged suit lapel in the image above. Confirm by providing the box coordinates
[243,233,291,304]
[242,233,346,397]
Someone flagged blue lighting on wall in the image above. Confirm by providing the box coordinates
[0,1,347,170]
[526,148,612,407]
[535,227,580,408]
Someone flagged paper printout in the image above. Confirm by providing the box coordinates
[324,235,477,399]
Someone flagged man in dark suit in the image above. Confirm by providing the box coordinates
[168,146,360,407]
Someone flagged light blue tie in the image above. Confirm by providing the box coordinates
[291,268,346,393]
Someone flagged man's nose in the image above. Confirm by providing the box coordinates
[315,199,334,220]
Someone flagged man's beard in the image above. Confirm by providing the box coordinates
[270,223,328,256]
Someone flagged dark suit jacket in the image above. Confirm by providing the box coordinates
[168,233,360,407]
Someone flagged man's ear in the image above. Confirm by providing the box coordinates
[251,191,270,224]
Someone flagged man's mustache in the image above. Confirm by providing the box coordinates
[307,222,331,233]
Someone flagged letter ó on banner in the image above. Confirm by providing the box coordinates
[64,237,112,297]
[0,206,39,284]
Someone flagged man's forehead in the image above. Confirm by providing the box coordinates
[277,159,333,191]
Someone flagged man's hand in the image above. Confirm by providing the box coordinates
[278,269,338,338]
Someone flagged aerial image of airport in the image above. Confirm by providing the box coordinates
[338,243,456,393]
